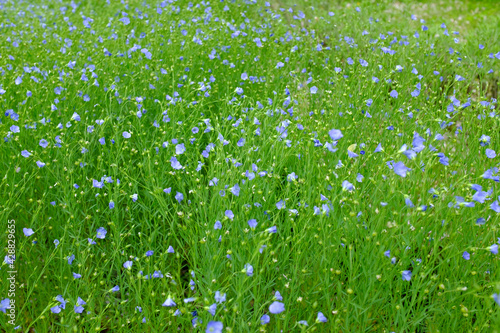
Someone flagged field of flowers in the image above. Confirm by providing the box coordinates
[1,0,500,331]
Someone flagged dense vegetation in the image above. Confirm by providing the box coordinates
[1,0,500,331]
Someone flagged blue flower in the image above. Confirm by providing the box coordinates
[55,295,67,309]
[276,200,285,210]
[162,296,176,307]
[402,270,412,281]
[268,226,277,233]
[472,191,488,203]
[23,228,34,237]
[248,219,258,229]
[230,183,240,196]
[50,305,62,314]
[393,161,411,177]
[96,227,107,239]
[390,90,398,98]
[479,135,491,146]
[486,149,496,159]
[244,263,253,276]
[171,156,183,170]
[348,150,358,158]
[208,303,217,316]
[74,297,86,314]
[269,301,285,314]
[215,291,226,303]
[119,16,130,25]
[176,143,186,155]
[374,143,383,153]
[491,201,500,213]
[123,261,133,269]
[328,129,343,141]
[0,299,10,313]
[317,312,328,322]
[206,321,223,333]
[356,173,364,182]
[261,314,270,325]
[342,180,354,191]
[463,251,470,260]
[225,210,234,220]
[494,294,500,306]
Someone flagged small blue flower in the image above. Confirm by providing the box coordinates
[0,299,10,313]
[208,303,217,316]
[225,210,234,220]
[215,291,226,303]
[486,149,496,159]
[162,296,176,307]
[96,227,107,239]
[206,321,223,333]
[393,161,411,177]
[244,263,253,276]
[402,270,412,281]
[493,294,500,306]
[276,200,285,210]
[328,129,343,141]
[23,228,34,237]
[269,301,285,314]
[248,219,257,229]
[267,226,277,233]
[317,312,328,323]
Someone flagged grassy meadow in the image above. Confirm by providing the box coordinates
[1,0,500,331]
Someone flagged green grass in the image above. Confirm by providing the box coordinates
[1,0,500,331]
